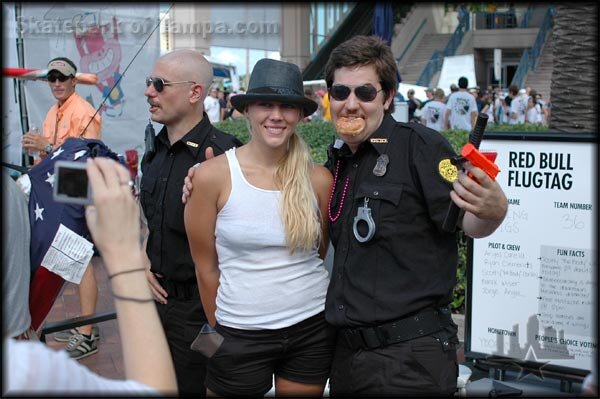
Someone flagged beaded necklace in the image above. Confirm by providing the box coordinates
[328,160,350,222]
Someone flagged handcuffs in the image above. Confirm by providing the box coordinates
[353,197,376,243]
[352,152,390,243]
[349,153,390,243]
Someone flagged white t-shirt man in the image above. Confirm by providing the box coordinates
[446,91,477,131]
[526,100,543,125]
[204,95,220,123]
[509,95,528,125]
[421,100,447,132]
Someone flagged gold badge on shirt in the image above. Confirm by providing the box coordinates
[438,158,458,182]
[186,141,199,148]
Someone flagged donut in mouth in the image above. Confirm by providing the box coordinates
[335,117,366,136]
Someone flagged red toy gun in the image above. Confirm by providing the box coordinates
[454,143,500,182]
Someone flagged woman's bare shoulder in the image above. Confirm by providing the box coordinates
[193,152,230,186]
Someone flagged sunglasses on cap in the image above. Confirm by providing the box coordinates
[329,83,384,102]
[47,73,71,83]
[146,76,196,93]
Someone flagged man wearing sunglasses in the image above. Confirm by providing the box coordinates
[140,49,242,396]
[21,56,103,361]
[22,57,102,162]
[323,35,508,396]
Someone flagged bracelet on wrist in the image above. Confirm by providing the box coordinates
[112,293,154,303]
[108,267,146,280]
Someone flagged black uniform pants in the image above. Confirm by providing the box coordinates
[156,297,208,396]
[329,333,458,397]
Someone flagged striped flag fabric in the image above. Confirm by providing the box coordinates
[27,137,119,330]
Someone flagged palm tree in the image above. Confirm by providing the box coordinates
[549,4,598,132]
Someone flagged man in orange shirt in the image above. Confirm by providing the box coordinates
[22,57,103,360]
[22,57,101,159]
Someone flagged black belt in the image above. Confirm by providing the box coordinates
[340,307,454,350]
[156,277,200,300]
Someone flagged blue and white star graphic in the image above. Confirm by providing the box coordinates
[45,172,55,187]
[34,202,45,221]
[51,147,64,159]
[73,150,87,160]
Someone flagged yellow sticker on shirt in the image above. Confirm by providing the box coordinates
[438,159,458,182]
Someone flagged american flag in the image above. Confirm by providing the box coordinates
[28,137,120,330]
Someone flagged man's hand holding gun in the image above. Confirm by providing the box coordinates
[443,114,504,233]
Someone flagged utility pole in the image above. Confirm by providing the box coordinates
[15,3,31,166]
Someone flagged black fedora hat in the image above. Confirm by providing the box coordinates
[231,58,317,116]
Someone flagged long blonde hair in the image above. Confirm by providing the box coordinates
[276,133,321,253]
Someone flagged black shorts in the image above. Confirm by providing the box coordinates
[206,312,336,397]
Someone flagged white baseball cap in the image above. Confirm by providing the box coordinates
[47,59,76,77]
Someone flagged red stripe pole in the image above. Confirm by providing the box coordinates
[3,67,98,85]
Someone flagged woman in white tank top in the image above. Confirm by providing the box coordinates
[184,59,335,397]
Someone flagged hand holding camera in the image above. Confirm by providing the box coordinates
[83,158,140,269]
[54,158,140,270]
[53,161,93,205]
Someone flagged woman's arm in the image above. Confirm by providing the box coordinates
[311,165,334,260]
[184,160,222,326]
[85,157,176,394]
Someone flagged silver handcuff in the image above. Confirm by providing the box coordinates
[353,197,376,243]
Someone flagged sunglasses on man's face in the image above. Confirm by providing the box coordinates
[47,74,71,83]
[329,84,384,102]
[145,76,197,93]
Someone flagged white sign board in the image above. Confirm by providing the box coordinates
[391,101,408,123]
[398,82,428,102]
[467,134,597,374]
[437,54,477,94]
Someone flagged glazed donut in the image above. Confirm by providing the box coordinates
[336,117,366,136]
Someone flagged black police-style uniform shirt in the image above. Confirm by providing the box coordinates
[325,114,459,328]
[140,114,242,283]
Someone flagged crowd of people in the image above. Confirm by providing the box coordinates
[6,33,595,397]
[215,78,550,134]
[203,85,248,123]
[410,79,550,132]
